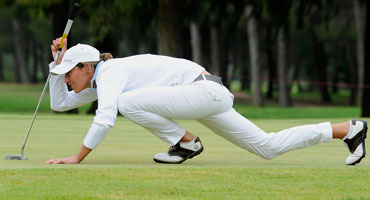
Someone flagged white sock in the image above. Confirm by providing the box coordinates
[180,137,197,150]
[343,120,353,140]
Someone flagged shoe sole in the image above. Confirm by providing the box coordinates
[348,120,367,166]
[153,146,204,164]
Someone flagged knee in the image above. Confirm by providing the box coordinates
[237,133,279,160]
[245,144,279,160]
[257,152,277,160]
[255,144,281,160]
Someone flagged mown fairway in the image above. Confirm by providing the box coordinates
[1,114,369,199]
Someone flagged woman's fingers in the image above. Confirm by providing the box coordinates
[44,158,63,164]
[50,37,68,62]
[52,39,59,50]
[44,156,79,164]
[51,38,67,52]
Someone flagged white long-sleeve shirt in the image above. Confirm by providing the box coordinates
[49,54,205,149]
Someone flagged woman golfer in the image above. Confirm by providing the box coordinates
[45,38,367,165]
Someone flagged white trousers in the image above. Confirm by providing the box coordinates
[118,80,333,159]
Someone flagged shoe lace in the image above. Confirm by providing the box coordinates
[168,144,178,153]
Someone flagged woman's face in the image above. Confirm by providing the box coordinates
[64,64,93,93]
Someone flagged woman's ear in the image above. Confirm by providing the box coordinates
[86,64,92,73]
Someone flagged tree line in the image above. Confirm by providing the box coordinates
[1,0,370,116]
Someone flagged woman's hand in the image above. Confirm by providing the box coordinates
[44,145,92,164]
[44,156,80,164]
[51,37,68,65]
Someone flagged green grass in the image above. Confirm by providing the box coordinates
[0,84,91,114]
[0,84,368,199]
[0,84,51,113]
[0,83,361,119]
[233,104,360,119]
[1,114,369,199]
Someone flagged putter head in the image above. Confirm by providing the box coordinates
[5,155,27,160]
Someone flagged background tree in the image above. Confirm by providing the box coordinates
[0,0,368,114]
[245,1,264,106]
[157,0,183,57]
[353,0,365,106]
[186,0,210,66]
[362,0,370,117]
[263,16,277,100]
[267,0,292,106]
[11,5,31,84]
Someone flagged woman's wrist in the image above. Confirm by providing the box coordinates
[75,145,92,163]
[73,155,82,163]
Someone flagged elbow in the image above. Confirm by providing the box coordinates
[50,103,70,112]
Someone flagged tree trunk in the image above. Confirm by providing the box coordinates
[13,52,21,83]
[277,26,291,106]
[208,12,230,87]
[344,40,357,106]
[266,23,276,99]
[233,30,249,91]
[331,61,339,94]
[190,21,203,66]
[12,19,31,84]
[218,30,229,88]
[125,32,139,56]
[311,29,331,103]
[241,64,250,91]
[291,59,302,93]
[353,0,365,106]
[361,0,370,117]
[40,46,49,81]
[157,0,182,57]
[241,41,250,91]
[209,13,220,75]
[52,0,69,40]
[0,53,3,81]
[246,6,263,106]
[11,19,31,83]
[31,42,38,83]
[95,32,119,57]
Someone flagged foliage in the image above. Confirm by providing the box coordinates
[0,0,367,107]
[79,0,156,44]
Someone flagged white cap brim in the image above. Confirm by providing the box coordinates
[50,61,79,75]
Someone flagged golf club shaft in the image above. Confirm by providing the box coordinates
[20,51,62,156]
[21,71,52,156]
[20,3,80,156]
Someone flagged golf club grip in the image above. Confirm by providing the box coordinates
[69,3,80,20]
[58,3,80,50]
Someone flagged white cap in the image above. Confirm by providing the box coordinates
[50,43,100,75]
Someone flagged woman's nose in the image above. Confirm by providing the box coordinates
[64,75,70,83]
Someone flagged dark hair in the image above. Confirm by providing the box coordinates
[76,52,113,69]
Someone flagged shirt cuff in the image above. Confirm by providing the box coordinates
[83,123,110,149]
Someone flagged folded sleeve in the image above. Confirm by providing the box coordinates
[83,123,110,149]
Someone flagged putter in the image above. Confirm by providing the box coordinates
[5,3,80,161]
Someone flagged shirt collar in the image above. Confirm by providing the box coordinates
[91,61,104,92]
